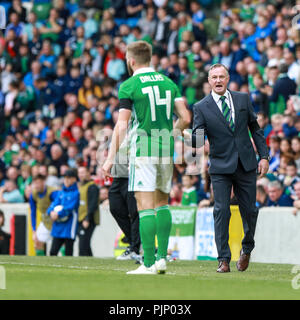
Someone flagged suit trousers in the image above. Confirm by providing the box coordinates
[108,178,141,254]
[210,158,258,263]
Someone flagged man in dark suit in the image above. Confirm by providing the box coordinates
[187,63,269,273]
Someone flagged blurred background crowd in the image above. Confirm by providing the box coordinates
[0,0,300,212]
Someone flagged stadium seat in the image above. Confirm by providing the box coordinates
[33,3,52,21]
[31,0,50,3]
[66,2,79,15]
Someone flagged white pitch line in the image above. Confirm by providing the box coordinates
[0,261,185,275]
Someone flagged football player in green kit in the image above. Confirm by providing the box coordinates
[102,41,190,274]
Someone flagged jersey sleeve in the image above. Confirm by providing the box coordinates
[174,83,183,101]
[118,80,133,110]
[166,79,182,101]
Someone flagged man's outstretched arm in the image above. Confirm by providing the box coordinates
[102,109,132,178]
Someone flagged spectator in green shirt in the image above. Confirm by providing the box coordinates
[181,174,198,206]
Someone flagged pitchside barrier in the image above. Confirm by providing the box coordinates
[1,204,300,264]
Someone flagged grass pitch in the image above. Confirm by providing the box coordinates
[0,255,299,300]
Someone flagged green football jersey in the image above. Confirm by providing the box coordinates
[181,187,198,206]
[118,67,183,158]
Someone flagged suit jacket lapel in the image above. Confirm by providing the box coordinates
[207,93,233,133]
[228,90,240,129]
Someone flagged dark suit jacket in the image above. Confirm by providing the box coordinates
[192,90,269,174]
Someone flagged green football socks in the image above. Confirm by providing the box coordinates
[35,249,45,256]
[139,209,156,267]
[155,205,172,261]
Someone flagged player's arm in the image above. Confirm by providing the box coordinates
[173,98,191,136]
[102,105,132,178]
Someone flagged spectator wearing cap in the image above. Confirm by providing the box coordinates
[47,169,80,256]
[218,26,236,43]
[181,54,207,103]
[266,180,293,207]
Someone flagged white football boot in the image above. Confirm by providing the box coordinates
[126,264,157,275]
[155,258,167,274]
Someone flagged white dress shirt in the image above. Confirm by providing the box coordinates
[211,89,235,123]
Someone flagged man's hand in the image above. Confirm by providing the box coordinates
[32,231,37,243]
[183,129,193,146]
[102,159,113,180]
[82,220,90,229]
[50,211,59,221]
[257,159,269,178]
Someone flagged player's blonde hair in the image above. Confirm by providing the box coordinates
[126,41,152,65]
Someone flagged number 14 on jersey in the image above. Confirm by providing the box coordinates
[142,85,171,121]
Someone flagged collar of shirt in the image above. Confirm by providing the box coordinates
[133,67,155,76]
[211,89,230,104]
[211,89,235,122]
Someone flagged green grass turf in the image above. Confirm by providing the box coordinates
[0,255,299,300]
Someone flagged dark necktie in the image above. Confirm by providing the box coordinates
[220,95,234,131]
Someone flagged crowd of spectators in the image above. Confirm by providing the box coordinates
[0,0,300,214]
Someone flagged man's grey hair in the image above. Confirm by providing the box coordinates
[208,63,229,77]
[268,180,283,190]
